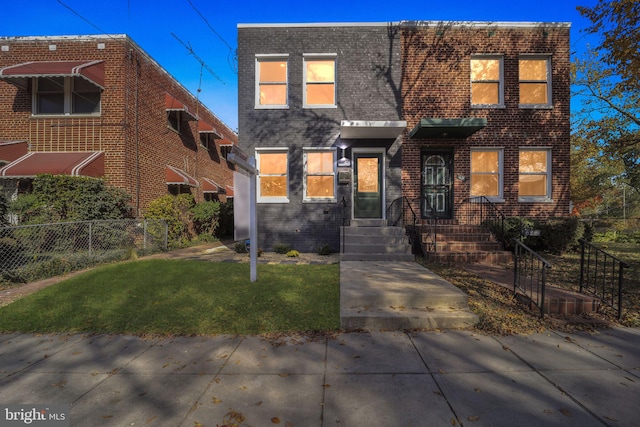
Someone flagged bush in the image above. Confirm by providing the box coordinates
[286,250,300,257]
[216,200,234,238]
[0,193,8,226]
[191,200,221,237]
[317,244,333,255]
[525,217,586,255]
[273,243,290,254]
[235,241,248,253]
[145,194,195,248]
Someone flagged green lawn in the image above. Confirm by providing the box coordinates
[0,259,340,336]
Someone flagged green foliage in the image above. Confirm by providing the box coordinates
[10,174,132,223]
[235,241,248,253]
[215,200,234,238]
[273,243,290,254]
[317,244,333,256]
[190,200,221,237]
[0,193,8,226]
[286,250,300,257]
[492,217,589,254]
[145,194,195,248]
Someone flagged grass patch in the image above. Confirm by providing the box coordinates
[0,259,340,336]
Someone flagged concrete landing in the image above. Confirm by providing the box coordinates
[340,261,478,330]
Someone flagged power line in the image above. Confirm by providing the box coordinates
[171,32,225,85]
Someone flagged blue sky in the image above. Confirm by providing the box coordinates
[1,0,599,131]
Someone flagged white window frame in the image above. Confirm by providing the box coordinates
[470,147,504,202]
[256,147,289,203]
[255,54,289,109]
[518,147,553,202]
[33,76,101,116]
[470,55,504,108]
[303,147,337,203]
[519,55,552,108]
[303,53,337,109]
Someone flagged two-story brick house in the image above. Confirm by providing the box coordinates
[237,20,570,258]
[0,34,236,216]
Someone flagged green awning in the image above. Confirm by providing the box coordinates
[409,118,487,139]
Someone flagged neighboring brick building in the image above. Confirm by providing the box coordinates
[237,20,571,254]
[0,34,236,216]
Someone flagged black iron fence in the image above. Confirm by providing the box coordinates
[578,239,630,319]
[513,238,552,317]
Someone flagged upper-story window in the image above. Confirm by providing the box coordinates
[519,56,551,107]
[34,77,101,115]
[470,56,503,107]
[303,54,336,108]
[255,54,288,108]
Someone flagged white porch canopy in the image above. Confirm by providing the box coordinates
[340,120,407,139]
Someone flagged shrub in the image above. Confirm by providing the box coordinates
[526,217,586,255]
[273,243,290,254]
[235,242,248,253]
[191,200,221,237]
[286,250,300,257]
[216,200,234,238]
[0,193,8,226]
[317,244,332,255]
[145,194,195,247]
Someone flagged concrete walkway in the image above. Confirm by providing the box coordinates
[1,328,639,426]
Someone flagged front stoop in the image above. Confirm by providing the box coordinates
[340,261,479,331]
[340,220,414,262]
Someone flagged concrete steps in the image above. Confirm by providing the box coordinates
[340,261,479,331]
[340,220,413,262]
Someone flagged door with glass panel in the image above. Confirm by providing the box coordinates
[354,152,383,218]
[421,151,453,219]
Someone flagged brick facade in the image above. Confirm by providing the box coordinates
[401,22,571,221]
[0,35,236,216]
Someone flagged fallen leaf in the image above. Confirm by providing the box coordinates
[468,415,480,421]
[438,369,446,374]
[559,408,573,417]
[271,417,281,424]
[450,418,458,425]
[474,388,481,393]
[323,384,331,388]
[255,401,263,406]
[279,373,289,377]
[103,415,113,419]
[146,415,157,424]
[286,422,293,427]
[239,385,247,390]
[212,397,222,404]
[352,355,361,359]
[433,390,442,396]
[194,422,204,427]
[543,409,553,414]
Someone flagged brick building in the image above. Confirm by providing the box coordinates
[237,20,571,257]
[0,35,236,216]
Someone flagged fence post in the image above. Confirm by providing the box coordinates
[579,239,585,293]
[143,220,147,250]
[89,221,93,255]
[618,263,625,320]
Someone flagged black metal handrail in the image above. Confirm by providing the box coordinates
[340,196,349,253]
[578,239,630,320]
[513,238,552,318]
[463,196,506,247]
[386,196,422,256]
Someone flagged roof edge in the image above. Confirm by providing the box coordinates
[238,21,571,29]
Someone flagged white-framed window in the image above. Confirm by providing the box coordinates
[255,54,288,109]
[303,54,336,108]
[519,56,552,107]
[470,55,504,107]
[519,148,552,201]
[303,148,336,202]
[34,76,101,115]
[470,148,504,201]
[256,148,289,203]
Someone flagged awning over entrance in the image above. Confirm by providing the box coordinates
[225,185,234,198]
[0,141,29,163]
[409,118,487,139]
[198,121,223,139]
[340,120,407,139]
[165,93,198,121]
[0,60,105,90]
[201,178,223,194]
[166,165,198,187]
[0,151,104,178]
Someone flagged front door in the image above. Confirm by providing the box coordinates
[422,151,453,219]
[354,152,383,218]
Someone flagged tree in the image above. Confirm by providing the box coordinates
[573,1,640,197]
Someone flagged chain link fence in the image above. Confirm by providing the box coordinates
[0,219,167,286]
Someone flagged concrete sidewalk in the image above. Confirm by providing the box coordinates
[1,328,639,426]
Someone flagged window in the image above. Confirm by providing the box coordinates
[34,77,100,115]
[303,54,336,107]
[519,149,551,200]
[519,57,551,107]
[256,55,288,108]
[470,56,503,107]
[257,149,289,203]
[470,149,503,200]
[304,148,336,202]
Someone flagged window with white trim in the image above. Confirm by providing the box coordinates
[470,56,503,107]
[34,76,101,115]
[257,148,289,203]
[470,148,503,200]
[519,56,551,107]
[255,55,288,108]
[519,148,552,201]
[303,54,336,108]
[303,148,336,202]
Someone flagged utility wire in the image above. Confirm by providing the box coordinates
[171,32,225,84]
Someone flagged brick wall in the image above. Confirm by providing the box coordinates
[0,35,236,216]
[401,22,571,220]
